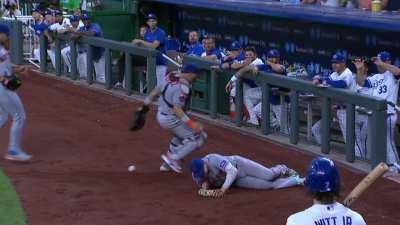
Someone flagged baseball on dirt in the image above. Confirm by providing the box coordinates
[128,165,136,172]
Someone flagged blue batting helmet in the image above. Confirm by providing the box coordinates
[267,49,280,59]
[191,158,205,180]
[305,157,340,194]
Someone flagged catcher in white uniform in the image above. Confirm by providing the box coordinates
[286,157,366,225]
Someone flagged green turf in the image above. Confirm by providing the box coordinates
[0,168,26,225]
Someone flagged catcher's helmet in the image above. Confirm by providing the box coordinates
[305,157,340,194]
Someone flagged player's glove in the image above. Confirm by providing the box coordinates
[1,75,22,91]
[129,105,150,131]
[198,189,224,198]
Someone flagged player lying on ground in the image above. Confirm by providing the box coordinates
[286,157,366,225]
[191,153,305,197]
[130,64,207,173]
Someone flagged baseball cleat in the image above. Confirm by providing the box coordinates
[161,154,182,173]
[4,150,32,162]
[294,176,306,186]
[160,163,171,172]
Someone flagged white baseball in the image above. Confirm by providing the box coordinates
[128,165,136,172]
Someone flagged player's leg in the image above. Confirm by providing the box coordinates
[244,87,261,124]
[0,87,31,161]
[235,156,289,181]
[77,52,87,78]
[354,114,368,159]
[47,49,56,69]
[311,119,322,145]
[93,55,105,83]
[156,65,167,89]
[387,114,400,173]
[0,103,9,128]
[234,176,301,189]
[336,109,347,143]
[61,46,71,72]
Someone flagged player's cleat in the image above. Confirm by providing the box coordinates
[160,163,171,172]
[285,168,299,178]
[161,154,182,173]
[4,150,32,162]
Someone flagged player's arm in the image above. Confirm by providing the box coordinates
[220,162,238,194]
[266,61,285,74]
[230,57,252,70]
[374,59,400,76]
[173,106,203,133]
[133,39,160,49]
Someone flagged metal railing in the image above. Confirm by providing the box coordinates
[8,19,388,169]
[185,55,388,169]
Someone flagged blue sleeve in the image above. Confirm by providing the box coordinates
[156,29,166,45]
[257,64,271,72]
[326,78,347,88]
[89,24,102,37]
[194,46,204,56]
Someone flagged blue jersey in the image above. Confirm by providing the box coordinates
[186,42,204,56]
[257,64,288,105]
[144,27,166,65]
[78,23,104,61]
[33,22,48,36]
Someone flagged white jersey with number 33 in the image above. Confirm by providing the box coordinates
[286,203,366,225]
[366,71,399,114]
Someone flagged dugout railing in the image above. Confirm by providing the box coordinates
[7,19,388,170]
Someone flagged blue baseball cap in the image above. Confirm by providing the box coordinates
[145,13,157,20]
[267,49,280,58]
[0,24,10,36]
[81,14,91,20]
[69,15,80,23]
[32,8,41,14]
[44,9,53,16]
[377,51,391,62]
[229,41,242,51]
[331,53,346,63]
[181,64,199,74]
[191,159,205,180]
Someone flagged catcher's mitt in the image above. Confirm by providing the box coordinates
[198,189,224,198]
[1,75,22,91]
[129,105,150,131]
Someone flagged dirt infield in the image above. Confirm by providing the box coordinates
[0,71,399,225]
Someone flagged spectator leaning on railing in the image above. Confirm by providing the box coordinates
[61,15,83,73]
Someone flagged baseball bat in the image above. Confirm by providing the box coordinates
[343,162,389,207]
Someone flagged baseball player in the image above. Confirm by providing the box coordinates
[201,37,225,62]
[185,31,204,57]
[353,58,373,159]
[132,13,167,90]
[224,46,263,118]
[136,64,207,173]
[312,52,357,145]
[191,153,304,197]
[74,14,105,83]
[228,49,286,127]
[355,52,400,174]
[0,24,32,162]
[286,157,366,225]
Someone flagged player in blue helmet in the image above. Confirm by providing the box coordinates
[286,157,366,225]
[0,24,32,162]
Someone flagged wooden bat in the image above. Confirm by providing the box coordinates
[343,162,389,207]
